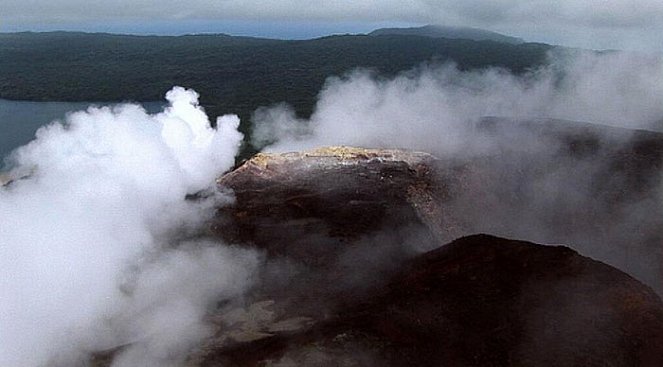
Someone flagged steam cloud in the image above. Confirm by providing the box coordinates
[253,50,663,293]
[2,49,663,366]
[254,50,663,154]
[0,87,259,366]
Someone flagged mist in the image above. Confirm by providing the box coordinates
[253,50,663,292]
[2,46,662,366]
[0,87,259,366]
[254,50,663,154]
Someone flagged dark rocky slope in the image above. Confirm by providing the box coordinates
[449,119,663,294]
[196,235,663,367]
[89,138,663,366]
[215,125,663,294]
[197,144,663,366]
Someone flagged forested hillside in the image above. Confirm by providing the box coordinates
[0,32,553,131]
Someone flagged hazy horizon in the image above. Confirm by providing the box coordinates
[3,21,660,55]
[4,0,663,52]
[1,20,417,40]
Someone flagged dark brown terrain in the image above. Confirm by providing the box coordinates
[214,147,455,258]
[91,119,663,366]
[198,142,663,366]
[197,235,663,367]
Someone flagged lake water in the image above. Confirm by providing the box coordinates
[0,99,163,167]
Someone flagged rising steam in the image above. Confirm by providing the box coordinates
[0,87,259,366]
[253,50,663,293]
[2,48,662,367]
[254,50,663,154]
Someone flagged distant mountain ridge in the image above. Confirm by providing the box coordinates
[369,25,524,44]
[0,30,555,161]
[0,31,550,113]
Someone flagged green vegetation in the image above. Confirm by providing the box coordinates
[0,31,553,155]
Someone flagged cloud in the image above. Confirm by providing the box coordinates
[0,87,259,366]
[439,0,663,28]
[252,50,663,293]
[254,50,663,154]
[4,0,663,50]
[6,0,663,27]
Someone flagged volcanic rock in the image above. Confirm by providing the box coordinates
[448,119,663,294]
[214,146,460,262]
[204,143,663,366]
[196,235,663,367]
[92,141,663,366]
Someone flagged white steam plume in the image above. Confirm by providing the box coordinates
[252,50,663,293]
[253,50,663,154]
[0,87,259,366]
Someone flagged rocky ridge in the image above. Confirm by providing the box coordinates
[92,144,663,366]
[197,146,663,367]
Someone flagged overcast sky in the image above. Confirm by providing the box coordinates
[3,0,663,51]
